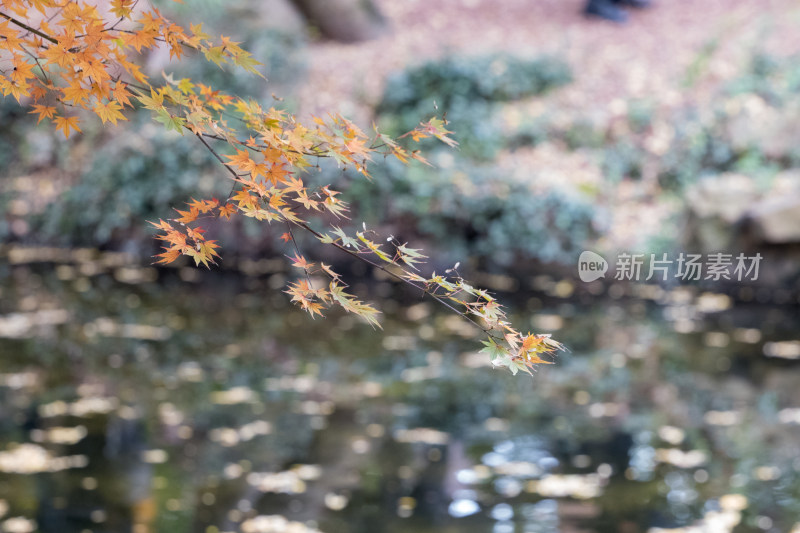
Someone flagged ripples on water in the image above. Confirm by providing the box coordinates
[0,247,799,533]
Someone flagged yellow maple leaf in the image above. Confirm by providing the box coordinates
[53,115,81,138]
[29,104,56,124]
[94,100,126,125]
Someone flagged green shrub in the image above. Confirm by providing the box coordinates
[169,27,306,104]
[35,114,221,247]
[341,155,597,265]
[155,0,307,102]
[657,53,800,191]
[345,53,591,265]
[603,140,643,183]
[378,55,571,112]
[0,98,36,175]
[0,99,40,240]
[376,54,571,160]
[564,119,605,150]
[627,99,655,133]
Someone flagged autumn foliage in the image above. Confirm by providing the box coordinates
[0,0,563,374]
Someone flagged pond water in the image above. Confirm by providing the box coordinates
[1,246,799,533]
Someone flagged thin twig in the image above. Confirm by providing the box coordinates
[0,11,58,44]
[284,218,314,290]
[291,219,493,336]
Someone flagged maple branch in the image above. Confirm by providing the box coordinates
[193,131,242,201]
[192,127,492,336]
[0,11,58,44]
[200,132,330,160]
[17,44,52,84]
[111,74,149,94]
[290,219,494,337]
[194,132,238,179]
[284,218,315,290]
[107,16,127,32]
[2,0,559,374]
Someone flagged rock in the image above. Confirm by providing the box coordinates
[747,171,800,244]
[685,173,757,251]
[683,171,800,288]
[686,173,757,223]
[726,98,800,159]
[288,0,386,43]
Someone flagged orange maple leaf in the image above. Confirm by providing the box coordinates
[218,203,237,219]
[95,100,126,125]
[60,83,90,105]
[154,248,182,265]
[223,149,257,173]
[289,253,314,270]
[29,104,56,124]
[53,115,81,138]
[174,207,199,224]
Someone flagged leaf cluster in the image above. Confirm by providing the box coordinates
[0,0,563,374]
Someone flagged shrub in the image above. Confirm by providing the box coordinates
[35,115,221,247]
[376,54,571,160]
[341,155,597,266]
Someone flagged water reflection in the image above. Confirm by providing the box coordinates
[0,247,799,532]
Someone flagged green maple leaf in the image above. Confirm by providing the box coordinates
[480,339,508,365]
[154,108,186,134]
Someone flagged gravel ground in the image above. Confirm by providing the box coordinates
[298,0,800,122]
[295,0,800,251]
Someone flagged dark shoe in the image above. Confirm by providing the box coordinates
[612,0,651,8]
[584,0,628,22]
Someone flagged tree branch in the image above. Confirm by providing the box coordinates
[291,219,494,336]
[0,11,58,44]
[191,125,495,337]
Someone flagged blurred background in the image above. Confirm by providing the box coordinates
[2,0,800,532]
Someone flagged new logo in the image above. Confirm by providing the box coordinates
[578,251,608,282]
